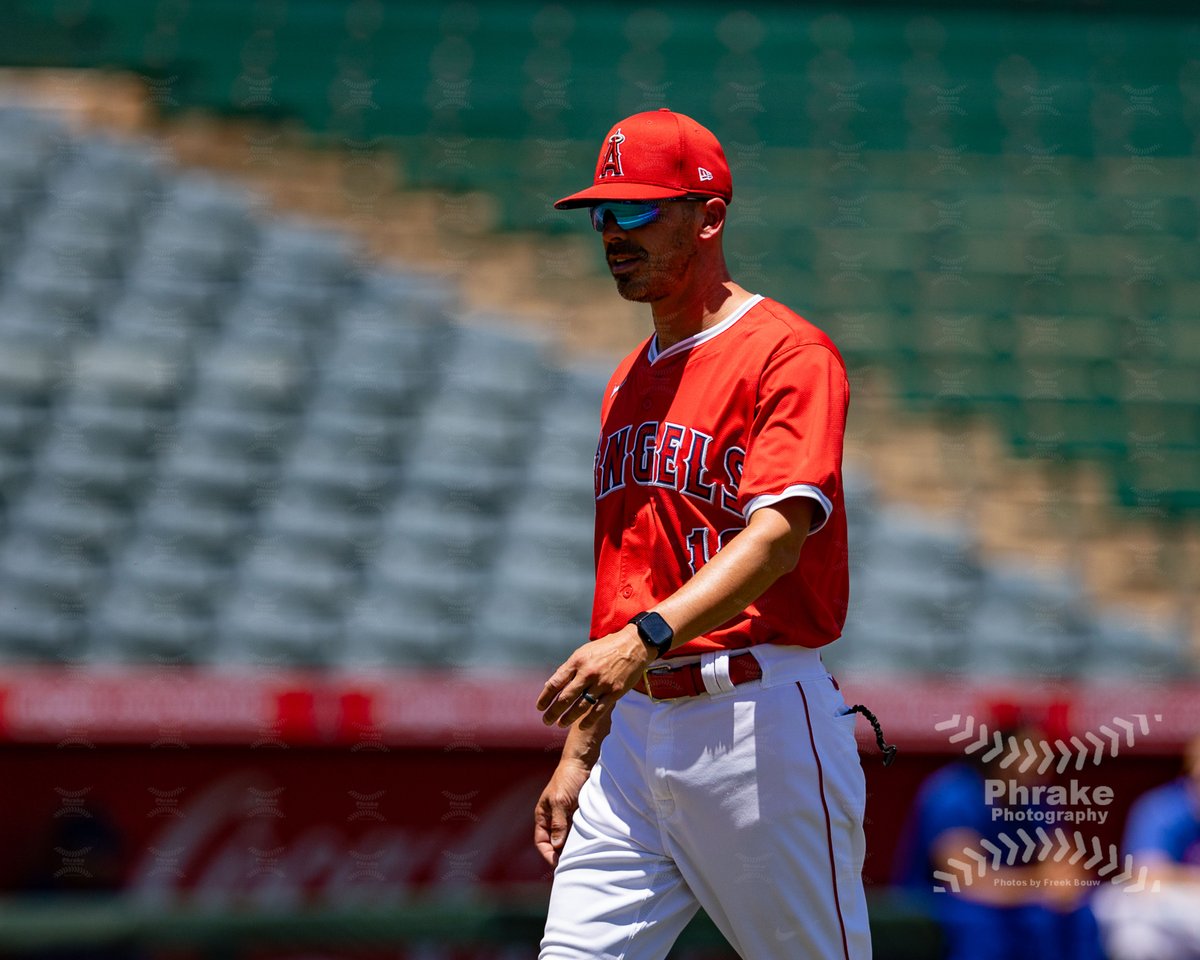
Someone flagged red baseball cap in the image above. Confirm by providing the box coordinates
[554,108,733,209]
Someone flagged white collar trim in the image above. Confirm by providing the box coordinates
[647,294,764,365]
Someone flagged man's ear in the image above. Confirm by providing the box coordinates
[698,198,727,240]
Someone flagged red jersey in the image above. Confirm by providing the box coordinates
[590,294,850,655]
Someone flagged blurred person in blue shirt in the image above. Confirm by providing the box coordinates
[893,701,1104,960]
[1094,733,1200,960]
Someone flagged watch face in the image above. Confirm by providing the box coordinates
[634,612,673,654]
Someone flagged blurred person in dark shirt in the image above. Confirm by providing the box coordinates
[893,702,1104,960]
[1094,733,1200,960]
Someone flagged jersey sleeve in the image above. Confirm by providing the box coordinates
[738,343,848,533]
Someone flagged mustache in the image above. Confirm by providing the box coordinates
[605,242,645,258]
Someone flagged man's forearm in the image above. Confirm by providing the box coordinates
[652,498,813,650]
[537,498,817,729]
[559,709,612,769]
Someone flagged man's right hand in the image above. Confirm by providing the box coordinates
[534,759,593,867]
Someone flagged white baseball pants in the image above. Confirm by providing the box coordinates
[540,645,871,960]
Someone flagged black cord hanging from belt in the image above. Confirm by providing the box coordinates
[847,704,898,766]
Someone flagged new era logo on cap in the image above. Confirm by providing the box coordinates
[554,108,733,209]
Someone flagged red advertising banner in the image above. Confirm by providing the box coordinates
[0,668,1194,904]
[1,745,559,903]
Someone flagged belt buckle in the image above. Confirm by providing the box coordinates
[642,665,673,703]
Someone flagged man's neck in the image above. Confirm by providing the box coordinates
[651,277,752,350]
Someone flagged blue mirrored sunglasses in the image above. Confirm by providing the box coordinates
[589,201,663,232]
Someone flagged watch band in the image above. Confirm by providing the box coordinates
[630,611,674,658]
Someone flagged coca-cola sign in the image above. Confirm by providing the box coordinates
[127,769,550,905]
[1,746,555,901]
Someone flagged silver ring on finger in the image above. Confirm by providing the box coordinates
[580,691,599,705]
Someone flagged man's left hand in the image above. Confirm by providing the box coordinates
[537,626,653,728]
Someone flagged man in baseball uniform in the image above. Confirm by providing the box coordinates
[534,109,872,959]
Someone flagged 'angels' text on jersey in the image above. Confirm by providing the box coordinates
[593,420,745,519]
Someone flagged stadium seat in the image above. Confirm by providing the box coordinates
[965,565,1091,676]
[7,479,131,555]
[256,482,377,561]
[237,535,359,602]
[88,580,214,665]
[0,111,61,194]
[34,430,150,508]
[161,172,260,240]
[23,208,129,281]
[179,403,296,461]
[0,277,107,343]
[135,217,249,285]
[0,340,51,425]
[215,587,343,667]
[249,218,361,289]
[343,585,475,667]
[110,530,233,601]
[0,530,106,613]
[0,586,87,663]
[113,281,232,340]
[436,319,553,414]
[191,340,310,414]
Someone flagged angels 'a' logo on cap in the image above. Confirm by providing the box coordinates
[599,129,625,179]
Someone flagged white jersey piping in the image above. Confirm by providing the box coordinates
[647,294,764,365]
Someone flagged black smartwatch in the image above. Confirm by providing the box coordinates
[630,611,674,658]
